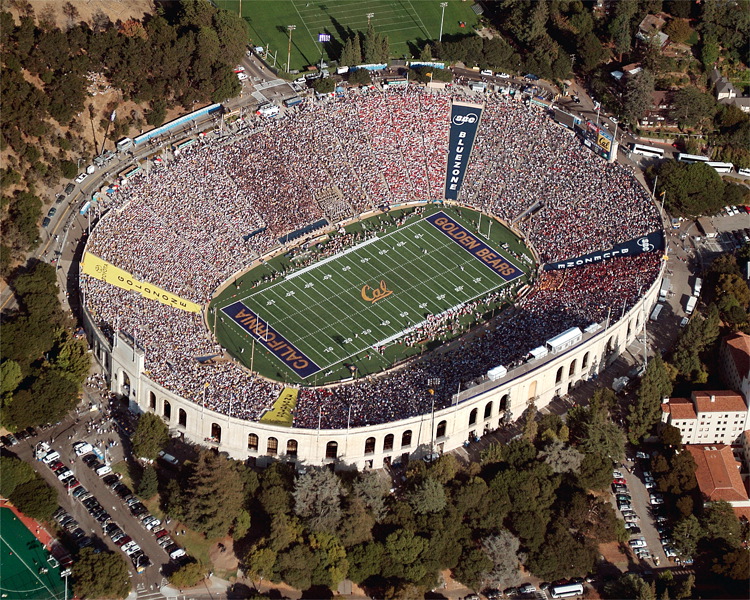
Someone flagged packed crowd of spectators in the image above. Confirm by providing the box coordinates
[82,85,662,430]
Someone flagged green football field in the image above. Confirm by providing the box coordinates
[211,206,533,385]
[0,508,66,600]
[216,0,480,71]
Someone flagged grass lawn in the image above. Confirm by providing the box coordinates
[111,460,135,490]
[211,204,533,385]
[216,0,480,71]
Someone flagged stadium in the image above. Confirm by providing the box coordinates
[80,87,664,469]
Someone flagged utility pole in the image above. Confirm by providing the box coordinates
[366,12,374,26]
[287,25,296,73]
[439,2,448,42]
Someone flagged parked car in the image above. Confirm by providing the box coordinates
[613,477,627,485]
[628,537,647,548]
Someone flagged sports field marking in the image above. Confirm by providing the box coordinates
[0,530,62,600]
[217,211,520,378]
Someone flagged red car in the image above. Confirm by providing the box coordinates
[613,477,627,485]
[114,535,132,547]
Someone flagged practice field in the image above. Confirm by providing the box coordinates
[0,508,66,600]
[216,0,480,71]
[211,206,533,385]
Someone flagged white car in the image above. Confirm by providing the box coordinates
[237,72,248,81]
[497,72,510,78]
[613,470,623,479]
[624,514,639,523]
[644,479,655,489]
[480,69,493,76]
[628,537,647,548]
[74,173,88,184]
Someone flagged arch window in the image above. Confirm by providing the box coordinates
[484,402,492,420]
[248,433,259,452]
[500,394,509,410]
[326,441,338,459]
[555,366,563,384]
[211,422,221,443]
[149,391,156,410]
[267,437,278,455]
[582,352,589,369]
[163,400,171,420]
[383,434,394,452]
[364,437,376,455]
[469,408,478,426]
[569,360,577,377]
[436,420,447,438]
[178,408,187,427]
[286,439,298,457]
[401,430,412,448]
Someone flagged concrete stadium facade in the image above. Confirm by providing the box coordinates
[82,268,661,470]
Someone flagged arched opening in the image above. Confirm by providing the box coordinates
[178,408,187,428]
[121,371,131,395]
[469,408,478,426]
[527,381,537,401]
[364,437,376,455]
[326,441,338,459]
[163,400,171,420]
[286,439,298,457]
[582,352,589,369]
[627,320,632,339]
[436,420,447,438]
[401,430,412,448]
[606,336,614,353]
[211,423,221,443]
[636,315,641,329]
[149,391,156,410]
[267,437,278,455]
[248,433,259,452]
[484,402,492,420]
[555,366,563,384]
[500,394,509,411]
[569,360,577,377]
[383,434,394,452]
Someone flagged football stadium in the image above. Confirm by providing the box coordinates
[80,88,665,468]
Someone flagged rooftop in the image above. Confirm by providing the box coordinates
[693,390,747,414]
[686,444,748,503]
[662,397,697,420]
[725,333,750,379]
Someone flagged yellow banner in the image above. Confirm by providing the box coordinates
[260,387,298,427]
[81,252,202,313]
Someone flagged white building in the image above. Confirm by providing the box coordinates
[661,390,749,446]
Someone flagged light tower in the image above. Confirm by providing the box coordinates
[286,24,296,72]
[439,2,448,42]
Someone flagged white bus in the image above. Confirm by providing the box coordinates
[650,303,664,321]
[630,143,664,159]
[706,161,733,174]
[675,152,710,164]
[738,167,750,176]
[551,583,585,598]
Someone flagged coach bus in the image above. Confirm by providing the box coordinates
[173,138,197,154]
[119,165,141,179]
[706,161,734,174]
[629,143,664,159]
[550,583,584,598]
[675,152,710,164]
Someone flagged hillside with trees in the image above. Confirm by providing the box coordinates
[0,0,247,277]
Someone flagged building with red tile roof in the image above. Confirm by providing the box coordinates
[685,445,749,508]
[661,391,748,445]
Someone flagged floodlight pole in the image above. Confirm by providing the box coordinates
[439,2,448,42]
[287,25,296,74]
[367,12,374,26]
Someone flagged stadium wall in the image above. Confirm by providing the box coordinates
[82,269,662,470]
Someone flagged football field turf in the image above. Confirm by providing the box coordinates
[216,0,480,71]
[0,507,65,600]
[212,206,532,384]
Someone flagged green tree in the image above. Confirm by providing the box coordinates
[169,559,207,587]
[73,548,130,600]
[659,424,683,447]
[138,465,158,499]
[347,541,384,583]
[604,573,657,600]
[312,77,335,94]
[0,456,34,497]
[655,160,725,217]
[292,467,345,534]
[274,542,318,590]
[184,451,244,538]
[671,87,718,128]
[623,70,655,124]
[244,545,277,585]
[233,509,251,540]
[628,355,673,444]
[701,500,742,546]
[407,476,446,515]
[577,32,608,72]
[131,412,169,460]
[664,19,693,44]
[540,441,584,474]
[0,360,22,396]
[9,477,57,520]
[712,547,750,580]
[527,521,596,581]
[671,514,703,557]
[701,36,720,67]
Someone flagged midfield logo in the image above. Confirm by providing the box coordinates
[361,280,393,304]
